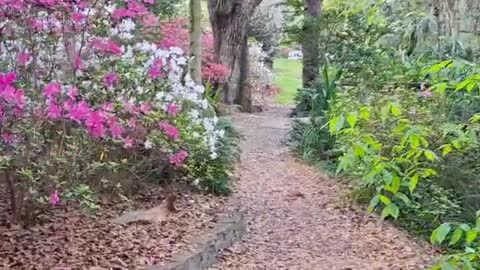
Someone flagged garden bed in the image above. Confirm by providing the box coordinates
[0,186,227,270]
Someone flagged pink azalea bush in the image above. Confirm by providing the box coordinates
[0,0,227,224]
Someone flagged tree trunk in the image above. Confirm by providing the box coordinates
[302,0,322,88]
[189,0,202,83]
[208,0,262,111]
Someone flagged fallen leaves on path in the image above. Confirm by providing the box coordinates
[211,106,437,270]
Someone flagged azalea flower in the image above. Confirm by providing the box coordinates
[158,120,180,140]
[123,136,134,148]
[169,150,189,166]
[49,190,60,206]
[16,52,32,66]
[67,100,91,123]
[2,133,15,144]
[166,102,179,116]
[72,12,85,23]
[142,14,158,27]
[103,72,119,88]
[46,101,62,119]
[43,82,62,98]
[68,87,79,100]
[140,102,151,114]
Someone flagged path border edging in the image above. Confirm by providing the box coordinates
[147,213,246,270]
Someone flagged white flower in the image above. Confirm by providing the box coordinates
[210,152,218,160]
[144,140,153,149]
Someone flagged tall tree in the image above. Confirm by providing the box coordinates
[189,0,202,83]
[302,0,322,87]
[208,0,263,112]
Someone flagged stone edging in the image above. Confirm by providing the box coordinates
[147,214,246,270]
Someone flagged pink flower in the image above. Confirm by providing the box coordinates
[128,1,148,15]
[103,72,119,88]
[140,102,151,114]
[71,12,85,23]
[123,136,134,148]
[46,101,62,119]
[128,117,138,128]
[112,8,136,20]
[43,82,62,98]
[144,0,155,4]
[169,150,189,166]
[101,102,114,112]
[148,59,163,79]
[68,86,79,100]
[85,111,106,138]
[203,63,230,84]
[166,102,179,117]
[142,14,158,27]
[109,121,124,138]
[16,52,32,66]
[74,54,84,70]
[92,39,123,56]
[49,190,60,206]
[29,19,45,31]
[67,100,91,123]
[123,101,141,115]
[148,66,161,79]
[2,133,15,144]
[159,120,180,140]
[0,72,16,86]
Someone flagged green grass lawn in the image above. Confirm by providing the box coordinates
[273,58,302,105]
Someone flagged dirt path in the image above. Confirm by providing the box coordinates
[211,106,435,270]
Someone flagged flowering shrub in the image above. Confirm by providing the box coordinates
[0,0,231,224]
[249,44,276,106]
[158,19,230,84]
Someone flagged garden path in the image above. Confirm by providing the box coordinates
[210,105,435,270]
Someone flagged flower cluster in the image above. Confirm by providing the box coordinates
[0,0,228,221]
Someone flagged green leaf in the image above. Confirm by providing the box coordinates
[424,150,437,161]
[456,78,472,91]
[395,192,410,204]
[466,230,478,244]
[470,114,480,123]
[390,103,402,117]
[442,144,453,157]
[460,224,472,231]
[391,176,401,194]
[367,195,379,212]
[379,195,392,205]
[440,262,455,270]
[427,60,453,74]
[467,82,477,92]
[431,223,451,244]
[463,258,474,270]
[329,115,345,133]
[383,170,393,185]
[359,106,371,120]
[409,174,420,193]
[409,134,421,148]
[433,82,448,94]
[381,203,400,219]
[449,228,463,246]
[353,144,366,157]
[347,113,357,128]
[452,140,461,150]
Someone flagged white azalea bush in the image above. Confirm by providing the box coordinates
[249,43,277,106]
[0,0,235,224]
